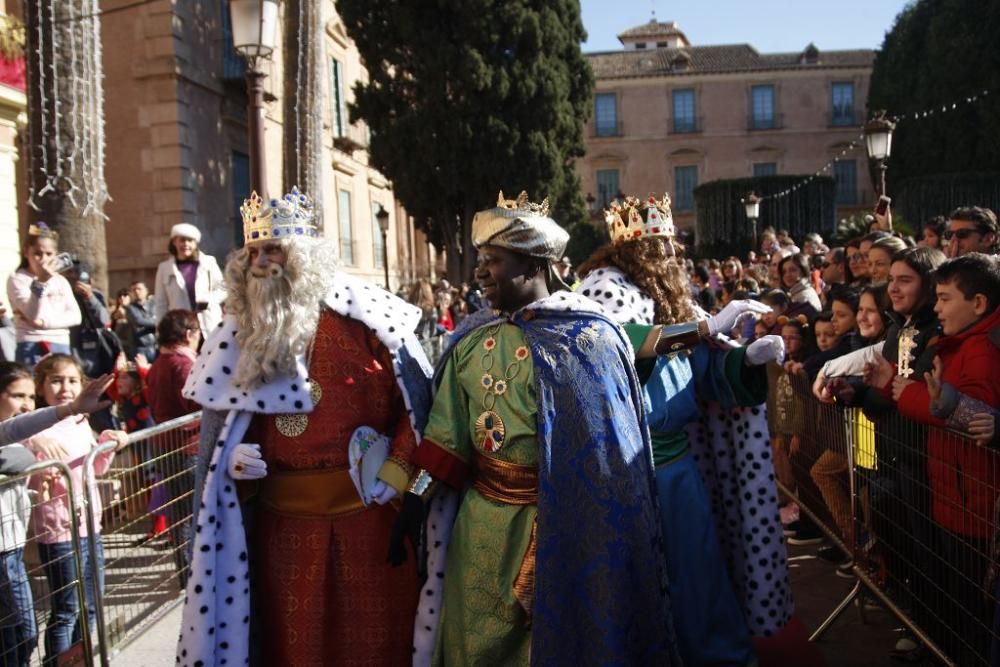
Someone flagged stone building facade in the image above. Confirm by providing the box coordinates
[100,0,436,294]
[579,20,876,232]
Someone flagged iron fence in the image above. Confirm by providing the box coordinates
[0,459,95,666]
[777,371,998,666]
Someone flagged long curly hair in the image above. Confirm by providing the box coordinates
[578,237,696,325]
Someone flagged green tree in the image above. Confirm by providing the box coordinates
[337,0,593,280]
[868,0,1000,194]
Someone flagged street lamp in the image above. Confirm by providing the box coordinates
[742,191,761,253]
[864,110,895,197]
[229,0,279,197]
[376,204,390,289]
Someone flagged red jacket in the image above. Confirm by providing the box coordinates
[897,306,1000,537]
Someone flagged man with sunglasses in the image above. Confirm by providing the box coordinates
[822,247,847,286]
[945,206,999,258]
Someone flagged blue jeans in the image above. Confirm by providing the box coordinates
[38,538,104,666]
[14,342,70,368]
[0,548,36,667]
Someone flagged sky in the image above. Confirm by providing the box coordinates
[580,0,913,54]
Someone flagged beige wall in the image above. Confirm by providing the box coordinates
[0,83,24,305]
[579,67,874,232]
[101,0,424,296]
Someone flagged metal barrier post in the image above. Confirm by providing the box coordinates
[83,441,116,667]
[81,411,201,662]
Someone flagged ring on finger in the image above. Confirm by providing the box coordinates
[234,462,245,473]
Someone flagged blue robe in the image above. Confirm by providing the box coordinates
[421,295,681,667]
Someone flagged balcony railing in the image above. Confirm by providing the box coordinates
[829,109,865,127]
[669,116,702,134]
[592,121,624,138]
[748,112,784,131]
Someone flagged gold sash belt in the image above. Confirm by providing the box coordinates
[258,466,365,517]
[472,453,538,505]
[473,452,538,620]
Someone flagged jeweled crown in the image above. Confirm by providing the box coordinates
[496,190,549,217]
[605,194,675,244]
[241,186,319,244]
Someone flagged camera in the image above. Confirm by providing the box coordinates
[52,252,75,273]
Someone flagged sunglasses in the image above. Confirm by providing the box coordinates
[942,228,981,241]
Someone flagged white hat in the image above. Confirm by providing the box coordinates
[170,223,202,243]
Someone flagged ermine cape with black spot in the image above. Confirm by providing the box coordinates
[580,266,793,637]
[175,272,432,667]
[413,291,681,667]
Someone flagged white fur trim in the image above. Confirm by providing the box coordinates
[578,267,655,325]
[412,488,459,667]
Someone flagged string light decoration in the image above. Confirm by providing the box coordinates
[756,88,993,203]
[25,0,108,218]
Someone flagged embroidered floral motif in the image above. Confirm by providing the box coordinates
[494,380,508,396]
[515,346,529,361]
[481,373,494,389]
[483,337,497,351]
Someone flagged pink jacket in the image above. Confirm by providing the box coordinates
[6,269,82,344]
[28,416,114,544]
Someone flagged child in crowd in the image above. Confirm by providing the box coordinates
[812,312,840,354]
[109,359,166,541]
[5,224,81,367]
[0,363,112,667]
[759,289,790,334]
[890,254,1000,664]
[26,355,126,665]
[766,316,812,528]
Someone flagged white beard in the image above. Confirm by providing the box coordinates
[233,264,322,388]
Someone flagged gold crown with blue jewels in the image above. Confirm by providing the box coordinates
[605,193,675,244]
[241,186,319,244]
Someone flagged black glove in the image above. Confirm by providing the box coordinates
[387,491,424,566]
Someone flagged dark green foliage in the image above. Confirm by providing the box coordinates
[868,0,1000,217]
[336,0,594,280]
[692,176,836,258]
[564,219,606,268]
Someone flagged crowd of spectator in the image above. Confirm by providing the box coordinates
[680,203,1000,663]
[0,222,219,665]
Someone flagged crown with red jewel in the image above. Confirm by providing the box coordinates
[605,193,675,244]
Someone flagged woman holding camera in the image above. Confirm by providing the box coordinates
[153,223,224,336]
[5,223,81,367]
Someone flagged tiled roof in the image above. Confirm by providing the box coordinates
[617,20,687,41]
[587,44,875,79]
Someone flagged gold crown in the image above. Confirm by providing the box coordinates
[241,186,319,244]
[496,190,549,217]
[605,193,674,244]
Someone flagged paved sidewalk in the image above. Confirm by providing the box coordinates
[109,602,181,667]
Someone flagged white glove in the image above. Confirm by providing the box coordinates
[228,443,267,480]
[706,300,772,336]
[746,335,786,366]
[370,480,398,505]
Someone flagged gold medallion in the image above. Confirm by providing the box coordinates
[274,379,322,438]
[475,410,506,452]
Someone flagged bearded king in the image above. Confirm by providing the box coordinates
[175,188,432,666]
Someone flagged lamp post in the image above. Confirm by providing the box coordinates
[376,204,390,289]
[229,0,279,197]
[742,192,761,253]
[864,110,895,198]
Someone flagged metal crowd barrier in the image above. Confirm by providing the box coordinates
[83,412,201,667]
[0,460,95,667]
[776,372,998,666]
